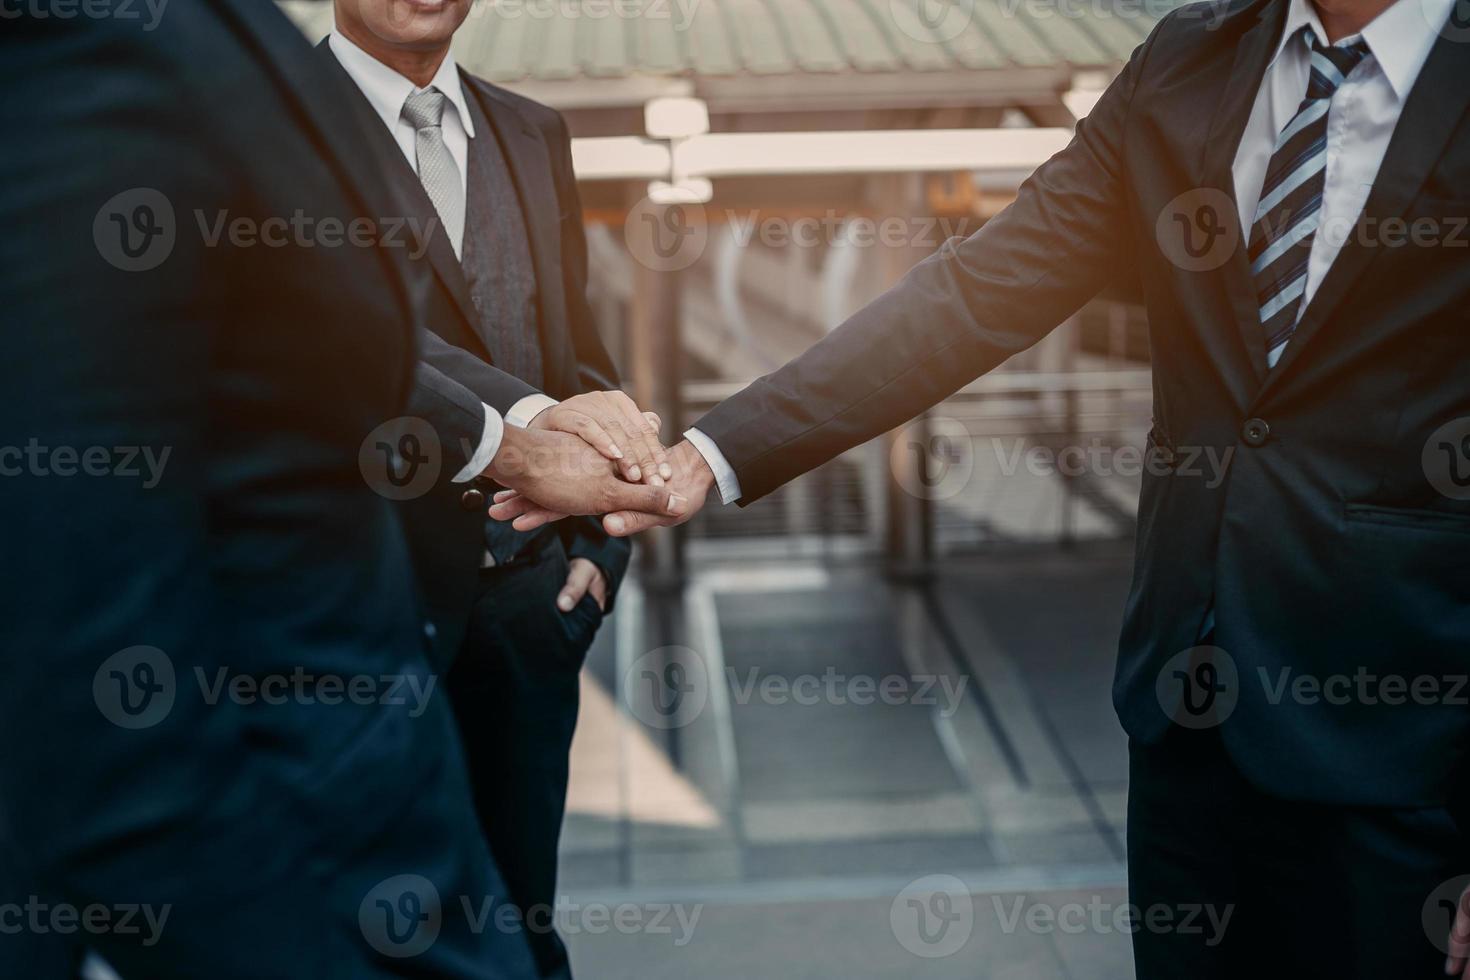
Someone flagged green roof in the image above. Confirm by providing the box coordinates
[280,0,1192,83]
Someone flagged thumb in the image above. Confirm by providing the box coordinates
[558,560,596,612]
[600,482,687,522]
[603,509,672,537]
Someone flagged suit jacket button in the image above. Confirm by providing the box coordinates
[1242,418,1271,447]
[461,488,487,511]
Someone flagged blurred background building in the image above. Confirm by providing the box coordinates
[285,2,1187,974]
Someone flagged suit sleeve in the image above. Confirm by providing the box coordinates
[408,357,503,479]
[544,108,632,606]
[692,32,1158,504]
[417,324,540,416]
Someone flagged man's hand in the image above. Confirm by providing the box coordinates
[529,390,672,486]
[484,424,687,523]
[559,557,608,613]
[491,438,714,537]
[1446,883,1470,978]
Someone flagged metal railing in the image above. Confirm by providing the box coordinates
[679,368,1155,564]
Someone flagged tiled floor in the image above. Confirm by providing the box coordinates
[558,543,1138,978]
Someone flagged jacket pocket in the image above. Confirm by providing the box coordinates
[1344,502,1470,536]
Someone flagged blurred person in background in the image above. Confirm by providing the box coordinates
[322,2,671,975]
[0,1,680,976]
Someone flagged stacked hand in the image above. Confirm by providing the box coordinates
[488,431,715,539]
[481,391,702,613]
[529,390,672,486]
[484,413,690,532]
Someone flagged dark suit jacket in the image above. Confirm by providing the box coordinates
[695,0,1470,808]
[0,3,535,975]
[318,44,632,640]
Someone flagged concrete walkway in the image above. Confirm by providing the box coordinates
[558,544,1138,979]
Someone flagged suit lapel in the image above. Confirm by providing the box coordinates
[463,75,570,394]
[1199,0,1289,387]
[313,42,493,362]
[212,0,421,331]
[1257,31,1470,399]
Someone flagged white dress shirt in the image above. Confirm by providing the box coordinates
[329,29,559,481]
[329,30,474,249]
[1232,0,1451,368]
[688,0,1454,504]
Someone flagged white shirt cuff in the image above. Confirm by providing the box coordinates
[506,393,559,429]
[452,403,505,483]
[684,427,742,505]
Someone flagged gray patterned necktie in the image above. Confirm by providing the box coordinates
[401,88,466,258]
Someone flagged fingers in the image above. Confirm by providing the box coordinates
[543,406,642,482]
[513,507,568,532]
[601,415,654,485]
[563,412,624,464]
[600,482,686,525]
[1447,886,1470,977]
[488,490,535,522]
[489,490,567,532]
[611,391,671,483]
[558,560,597,612]
[603,509,674,537]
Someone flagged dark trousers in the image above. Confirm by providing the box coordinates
[1128,726,1467,978]
[448,536,603,980]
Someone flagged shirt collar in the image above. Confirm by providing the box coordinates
[1268,0,1450,101]
[328,30,476,139]
[1358,0,1454,100]
[1268,0,1330,71]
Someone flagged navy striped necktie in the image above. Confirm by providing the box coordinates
[1249,29,1371,367]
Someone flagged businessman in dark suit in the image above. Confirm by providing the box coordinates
[498,0,1470,973]
[0,2,681,976]
[318,4,658,974]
